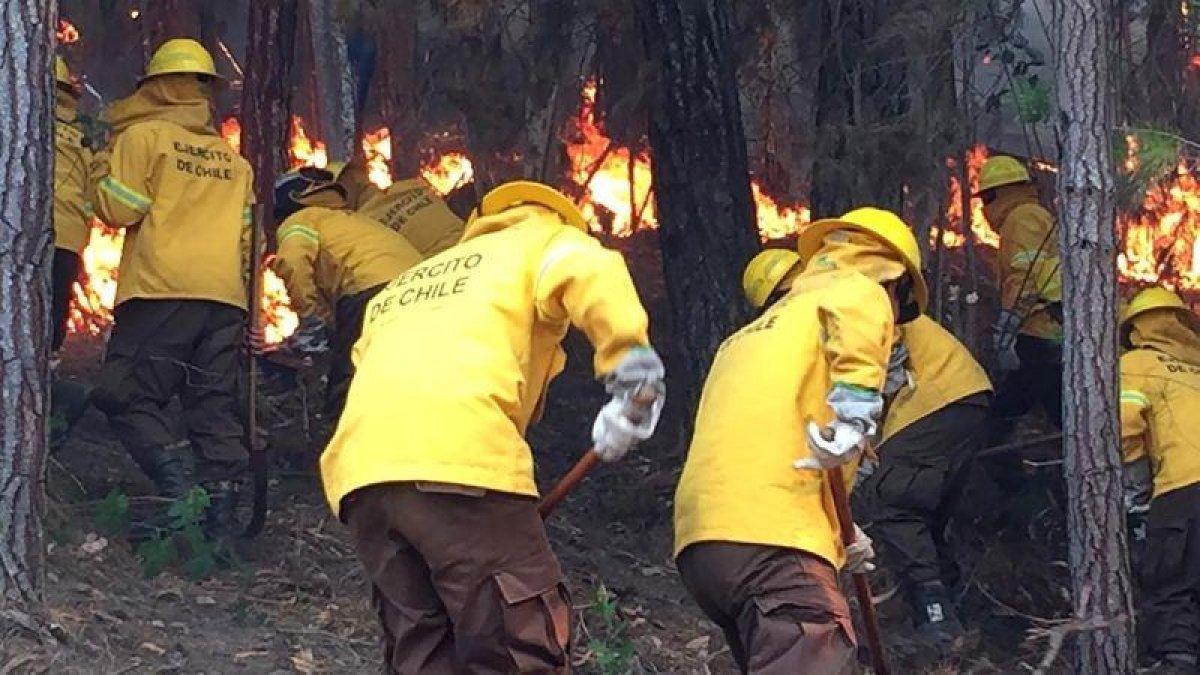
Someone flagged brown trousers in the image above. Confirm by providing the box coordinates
[342,482,572,674]
[677,542,859,675]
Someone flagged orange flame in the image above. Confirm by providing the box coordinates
[360,127,475,195]
[565,79,810,239]
[220,117,241,153]
[290,116,328,169]
[1119,160,1200,290]
[57,19,80,45]
[938,145,1001,248]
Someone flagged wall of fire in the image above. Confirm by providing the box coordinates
[56,1,1197,346]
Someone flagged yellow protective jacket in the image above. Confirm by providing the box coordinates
[273,206,423,321]
[355,179,465,256]
[985,185,1062,341]
[673,264,895,569]
[54,93,94,254]
[320,205,651,515]
[94,118,254,310]
[1120,311,1200,498]
[882,316,992,441]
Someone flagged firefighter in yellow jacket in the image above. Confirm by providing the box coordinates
[51,56,95,354]
[270,173,423,420]
[674,207,926,673]
[863,313,992,648]
[91,39,253,538]
[333,159,465,256]
[980,156,1063,438]
[320,181,665,673]
[1119,287,1200,672]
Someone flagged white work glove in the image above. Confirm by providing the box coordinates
[992,311,1022,372]
[882,341,913,396]
[796,384,881,471]
[592,346,666,463]
[845,524,876,574]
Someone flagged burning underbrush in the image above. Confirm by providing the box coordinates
[67,81,1199,346]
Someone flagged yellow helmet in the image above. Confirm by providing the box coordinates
[976,155,1032,194]
[1121,287,1192,326]
[54,56,72,87]
[477,180,589,232]
[141,38,220,83]
[742,249,801,309]
[797,206,929,312]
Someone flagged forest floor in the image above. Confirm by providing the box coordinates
[2,234,1079,674]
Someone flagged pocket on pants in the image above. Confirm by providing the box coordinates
[493,571,571,672]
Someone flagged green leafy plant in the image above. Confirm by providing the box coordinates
[135,487,216,580]
[586,584,637,675]
[1004,76,1050,124]
[94,488,130,536]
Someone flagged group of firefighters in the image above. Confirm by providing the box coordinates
[49,39,1199,674]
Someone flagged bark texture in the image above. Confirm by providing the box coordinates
[241,0,298,239]
[1053,0,1136,671]
[635,0,760,412]
[307,0,356,162]
[0,0,55,611]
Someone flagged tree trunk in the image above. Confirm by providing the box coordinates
[1053,0,1136,671]
[140,0,200,60]
[241,0,299,240]
[307,0,356,162]
[0,0,55,614]
[635,0,760,413]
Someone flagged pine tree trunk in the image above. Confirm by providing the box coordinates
[241,0,298,239]
[635,0,760,412]
[1053,0,1136,671]
[0,0,55,613]
[307,0,356,162]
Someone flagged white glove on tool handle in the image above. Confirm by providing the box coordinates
[795,384,881,470]
[844,523,876,574]
[592,346,666,462]
[992,311,1022,372]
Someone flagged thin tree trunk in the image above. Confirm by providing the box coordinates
[307,0,355,162]
[378,11,422,178]
[635,0,760,414]
[1053,0,1136,670]
[242,0,299,240]
[0,0,55,614]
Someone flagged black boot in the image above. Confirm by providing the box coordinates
[909,580,966,649]
[130,442,192,499]
[200,481,242,540]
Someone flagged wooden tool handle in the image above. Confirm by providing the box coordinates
[539,450,600,519]
[828,465,890,675]
[538,384,660,520]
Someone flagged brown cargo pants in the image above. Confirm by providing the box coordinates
[341,482,572,674]
[677,542,859,675]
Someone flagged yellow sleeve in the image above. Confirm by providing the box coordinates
[94,127,155,227]
[1000,208,1059,314]
[817,275,894,393]
[273,219,321,318]
[1119,371,1151,464]
[534,231,650,375]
